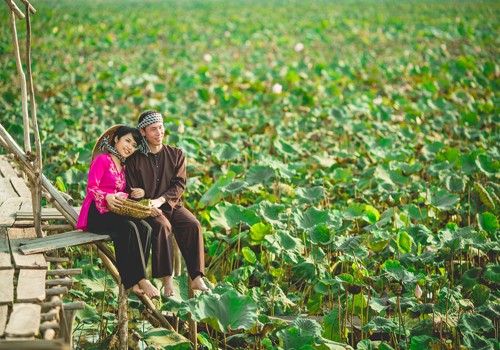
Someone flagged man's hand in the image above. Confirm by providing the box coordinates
[106,194,125,211]
[130,187,145,199]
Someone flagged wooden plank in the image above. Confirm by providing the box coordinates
[0,228,8,252]
[8,227,37,240]
[19,231,110,255]
[0,156,18,178]
[0,305,7,337]
[17,201,33,216]
[17,269,47,303]
[0,178,18,197]
[0,198,30,227]
[16,207,82,221]
[0,228,12,270]
[0,253,11,270]
[0,269,14,305]
[8,229,47,269]
[10,177,31,198]
[11,248,47,270]
[0,339,70,349]
[4,303,41,338]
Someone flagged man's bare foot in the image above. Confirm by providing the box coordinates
[163,275,175,298]
[138,279,160,299]
[130,284,144,296]
[191,275,209,292]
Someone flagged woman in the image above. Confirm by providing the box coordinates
[77,125,159,298]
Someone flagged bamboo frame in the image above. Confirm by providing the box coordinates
[1,0,177,341]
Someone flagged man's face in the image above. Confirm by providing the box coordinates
[141,122,165,146]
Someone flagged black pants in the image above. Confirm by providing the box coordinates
[87,201,152,289]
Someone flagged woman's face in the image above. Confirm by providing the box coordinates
[114,133,138,158]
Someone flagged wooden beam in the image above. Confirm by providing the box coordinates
[0,340,69,349]
[46,268,82,276]
[19,231,110,255]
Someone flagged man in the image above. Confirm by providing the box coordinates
[126,110,208,297]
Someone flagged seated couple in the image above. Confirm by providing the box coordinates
[76,110,208,298]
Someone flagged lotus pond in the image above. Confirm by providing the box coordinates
[0,0,499,349]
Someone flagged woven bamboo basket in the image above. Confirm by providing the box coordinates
[109,199,152,219]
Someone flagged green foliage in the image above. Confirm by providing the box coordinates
[1,0,499,348]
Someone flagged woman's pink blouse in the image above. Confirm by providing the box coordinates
[76,154,126,230]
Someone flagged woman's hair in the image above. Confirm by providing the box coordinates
[111,126,142,146]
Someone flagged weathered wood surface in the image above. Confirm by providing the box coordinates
[8,228,47,269]
[0,178,17,199]
[0,339,70,349]
[0,197,30,227]
[0,269,14,305]
[16,207,81,221]
[10,177,31,198]
[46,268,82,277]
[0,253,11,270]
[17,269,47,303]
[0,229,11,270]
[19,231,110,255]
[0,157,18,178]
[4,303,41,338]
[0,306,7,337]
[0,339,70,350]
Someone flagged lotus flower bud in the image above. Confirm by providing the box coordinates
[272,83,283,94]
[294,43,305,52]
[415,284,423,299]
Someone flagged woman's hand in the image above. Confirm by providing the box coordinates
[130,187,145,199]
[150,197,166,217]
[106,194,125,211]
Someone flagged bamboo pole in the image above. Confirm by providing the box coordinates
[3,0,24,19]
[118,284,128,350]
[188,276,197,347]
[24,0,43,238]
[7,1,30,153]
[19,0,36,14]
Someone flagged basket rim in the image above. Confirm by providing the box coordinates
[109,199,152,218]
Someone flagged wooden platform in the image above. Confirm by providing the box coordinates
[0,156,83,347]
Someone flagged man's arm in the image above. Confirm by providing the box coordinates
[161,147,187,208]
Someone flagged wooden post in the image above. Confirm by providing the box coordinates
[6,0,30,153]
[118,284,128,350]
[188,276,197,347]
[24,0,43,238]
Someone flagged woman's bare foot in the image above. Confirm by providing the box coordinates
[163,275,175,298]
[138,279,160,299]
[130,284,144,296]
[191,275,209,292]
